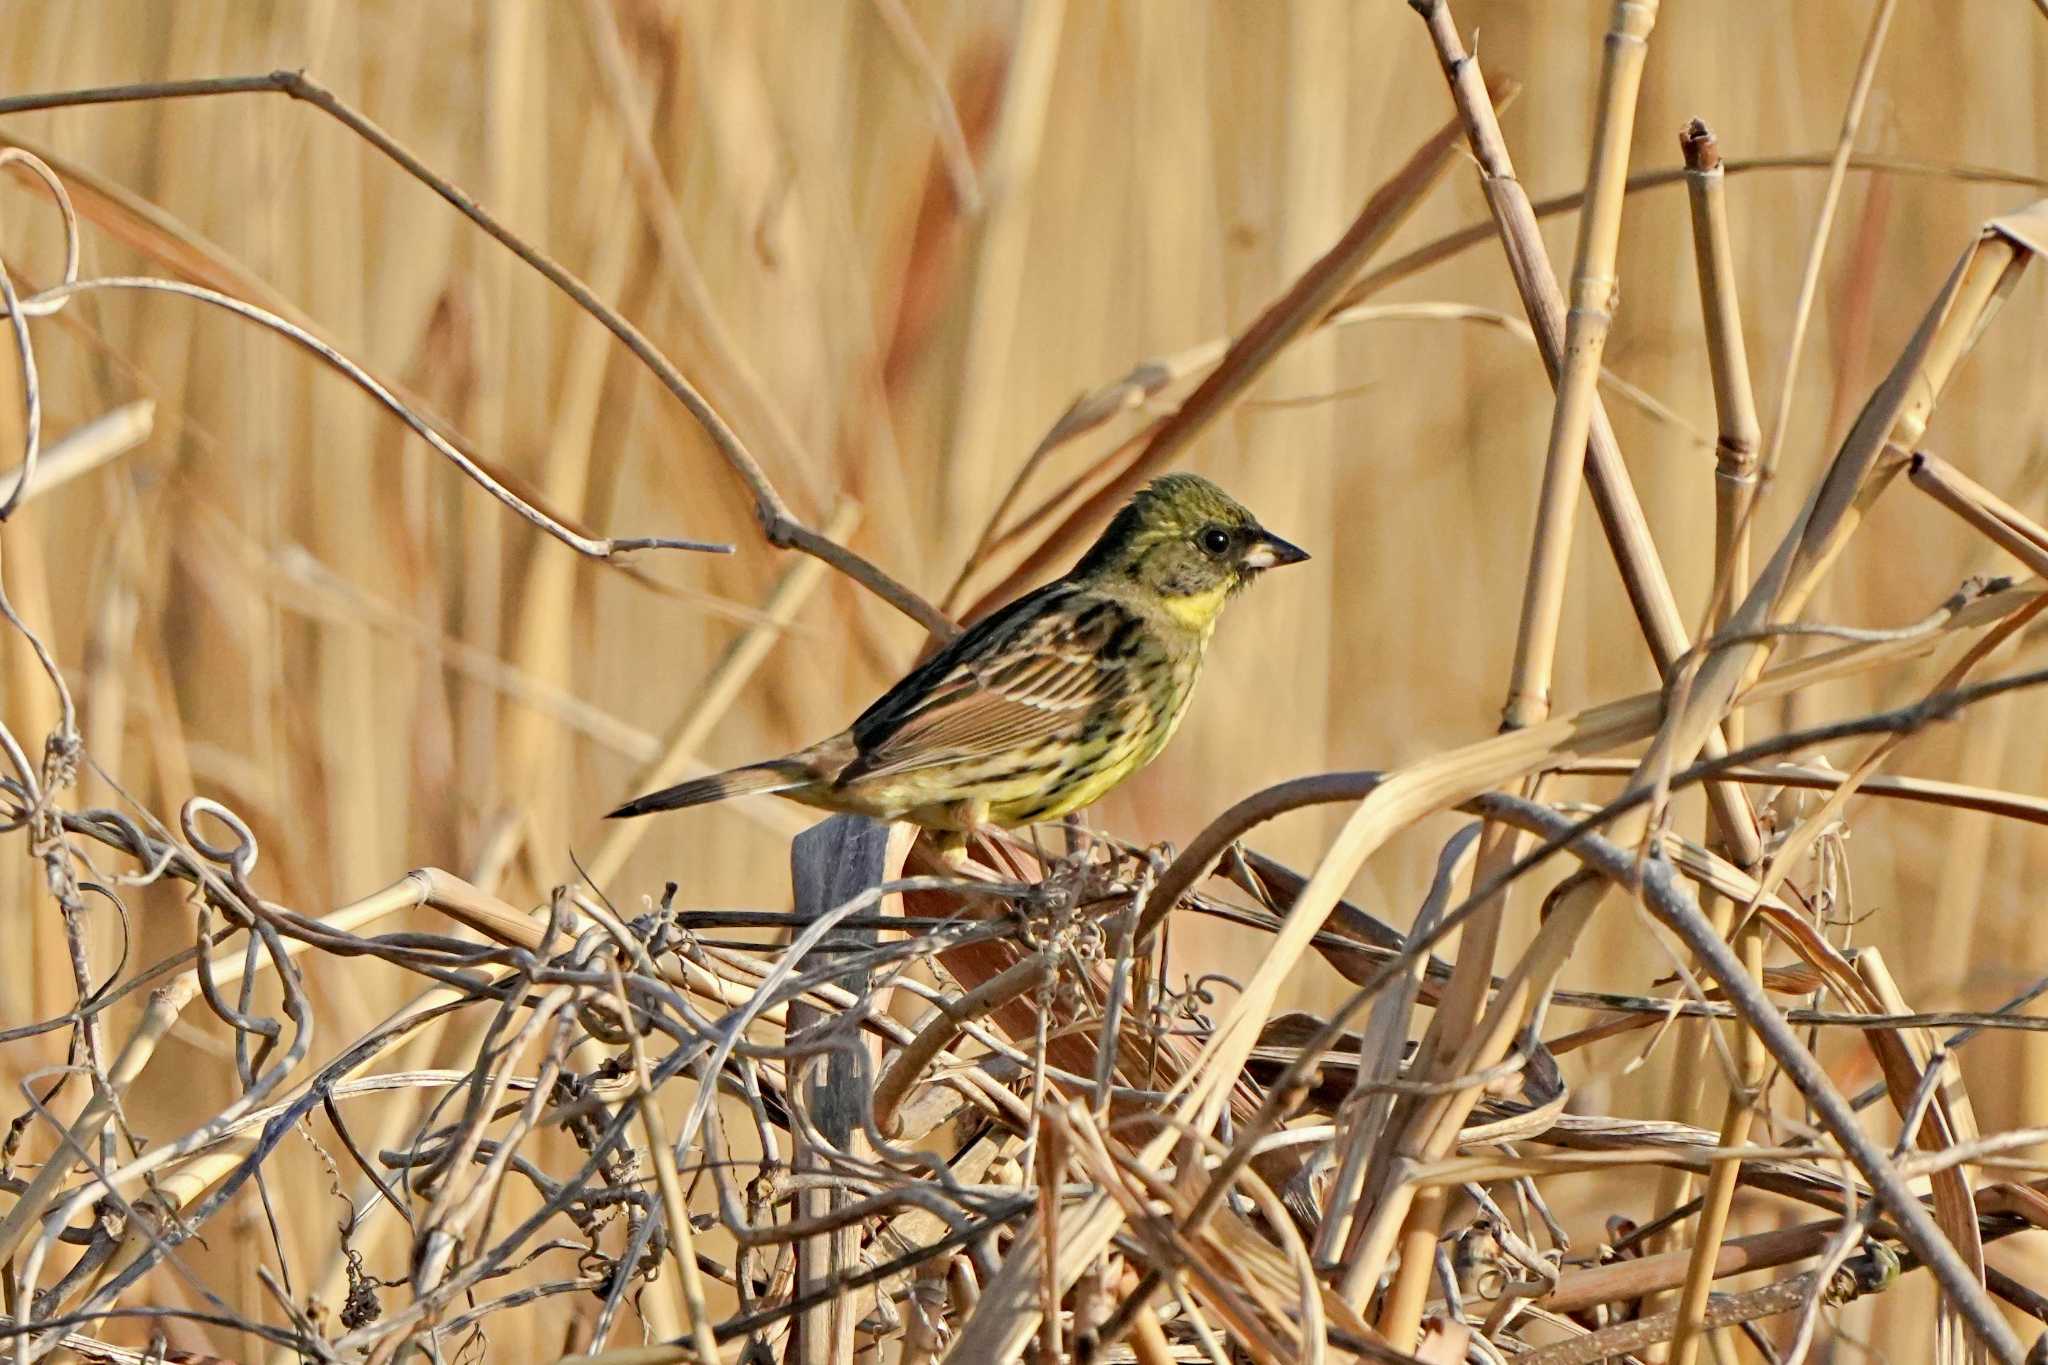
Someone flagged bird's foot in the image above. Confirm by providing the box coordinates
[933,821,1007,884]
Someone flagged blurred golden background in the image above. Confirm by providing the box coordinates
[4,0,2047,1354]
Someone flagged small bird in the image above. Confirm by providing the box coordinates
[606,473,1308,861]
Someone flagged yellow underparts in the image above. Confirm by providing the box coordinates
[987,745,1149,825]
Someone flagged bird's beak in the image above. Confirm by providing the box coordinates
[1241,531,1311,570]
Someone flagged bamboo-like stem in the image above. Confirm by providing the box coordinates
[1681,120,1763,655]
[1390,32,1764,1295]
[1643,119,1767,1334]
[1502,0,1659,730]
[1667,919,1767,1365]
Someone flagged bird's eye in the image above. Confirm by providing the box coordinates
[1198,527,1231,557]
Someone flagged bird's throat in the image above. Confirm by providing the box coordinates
[1157,580,1232,632]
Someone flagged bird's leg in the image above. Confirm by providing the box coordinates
[935,799,1005,882]
[932,828,973,872]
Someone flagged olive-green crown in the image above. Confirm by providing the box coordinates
[1071,473,1256,577]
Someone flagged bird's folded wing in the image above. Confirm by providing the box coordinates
[839,588,1135,784]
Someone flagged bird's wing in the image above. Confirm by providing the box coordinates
[839,583,1141,785]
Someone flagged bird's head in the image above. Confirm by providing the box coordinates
[1070,473,1309,629]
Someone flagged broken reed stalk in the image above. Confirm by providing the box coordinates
[1911,451,2048,581]
[1390,34,1767,1309]
[1654,115,1766,1354]
[1680,119,1763,654]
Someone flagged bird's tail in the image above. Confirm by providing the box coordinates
[605,760,813,820]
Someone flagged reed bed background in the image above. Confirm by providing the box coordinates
[3,1,2048,1360]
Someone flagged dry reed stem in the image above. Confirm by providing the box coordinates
[1501,0,1659,733]
[981,584,2047,1360]
[1666,920,1767,1365]
[1522,1265,1860,1365]
[1658,116,1770,1357]
[1680,120,1763,654]
[1408,1,1761,860]
[1912,452,2048,581]
[1139,570,2043,942]
[1633,205,2042,853]
[0,401,152,510]
[1561,756,2048,825]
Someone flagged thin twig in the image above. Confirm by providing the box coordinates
[0,71,956,636]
